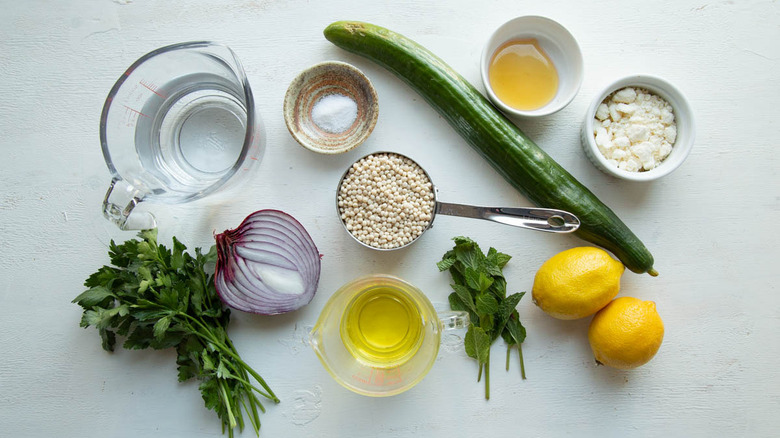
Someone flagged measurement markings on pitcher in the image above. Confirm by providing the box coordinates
[139,79,168,98]
[122,104,150,128]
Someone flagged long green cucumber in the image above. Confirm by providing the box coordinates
[324,21,657,275]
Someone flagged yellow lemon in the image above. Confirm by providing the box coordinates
[588,297,664,369]
[532,247,624,320]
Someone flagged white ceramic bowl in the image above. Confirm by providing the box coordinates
[481,16,583,117]
[581,75,695,181]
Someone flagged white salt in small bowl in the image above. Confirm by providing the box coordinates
[284,61,379,154]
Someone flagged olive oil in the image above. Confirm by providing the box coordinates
[341,286,423,368]
[488,39,559,111]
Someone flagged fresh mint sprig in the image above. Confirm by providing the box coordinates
[438,236,527,399]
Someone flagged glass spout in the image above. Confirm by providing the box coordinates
[438,311,470,330]
[308,326,322,354]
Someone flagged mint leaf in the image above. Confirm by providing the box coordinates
[499,292,525,321]
[477,272,494,292]
[439,236,529,399]
[462,266,493,294]
[452,236,477,247]
[448,292,467,311]
[437,256,456,272]
[451,284,477,312]
[464,325,477,359]
[495,292,525,341]
[489,277,508,299]
[453,236,482,270]
[487,247,512,269]
[505,316,527,346]
[472,326,490,365]
[449,293,478,325]
[479,313,495,332]
[476,293,499,315]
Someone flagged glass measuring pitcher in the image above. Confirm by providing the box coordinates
[100,42,264,230]
[310,275,469,397]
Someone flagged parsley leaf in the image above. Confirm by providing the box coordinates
[74,230,278,436]
[439,236,528,399]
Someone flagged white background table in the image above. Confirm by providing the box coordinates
[2,0,778,436]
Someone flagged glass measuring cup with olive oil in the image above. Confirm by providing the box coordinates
[310,275,469,397]
[341,285,424,368]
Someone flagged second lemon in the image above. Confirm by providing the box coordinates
[532,247,624,320]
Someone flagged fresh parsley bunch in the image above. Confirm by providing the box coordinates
[438,236,527,400]
[73,229,279,437]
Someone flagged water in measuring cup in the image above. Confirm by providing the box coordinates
[134,73,249,200]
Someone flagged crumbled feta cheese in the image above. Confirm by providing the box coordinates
[659,142,672,159]
[592,87,676,172]
[616,103,636,114]
[612,149,628,160]
[664,125,677,144]
[608,104,621,122]
[595,127,610,148]
[627,125,650,143]
[613,136,630,148]
[595,103,609,121]
[614,87,637,103]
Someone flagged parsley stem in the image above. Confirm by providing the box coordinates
[477,363,483,382]
[506,345,511,371]
[248,393,262,432]
[219,380,238,429]
[240,392,265,436]
[225,369,274,402]
[181,314,280,403]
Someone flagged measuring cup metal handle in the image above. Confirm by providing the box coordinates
[435,202,580,233]
[103,178,157,230]
[438,310,470,330]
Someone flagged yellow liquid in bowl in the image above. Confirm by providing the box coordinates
[341,286,423,368]
[488,39,559,111]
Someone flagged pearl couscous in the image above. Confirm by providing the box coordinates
[338,153,435,249]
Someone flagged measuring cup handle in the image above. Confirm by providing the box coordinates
[436,202,580,233]
[102,178,157,230]
[438,311,470,330]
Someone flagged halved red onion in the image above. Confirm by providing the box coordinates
[214,210,322,315]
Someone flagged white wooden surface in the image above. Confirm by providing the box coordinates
[2,0,778,436]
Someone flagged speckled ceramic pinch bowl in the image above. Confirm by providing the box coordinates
[284,61,378,154]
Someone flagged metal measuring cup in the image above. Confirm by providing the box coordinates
[336,152,580,250]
